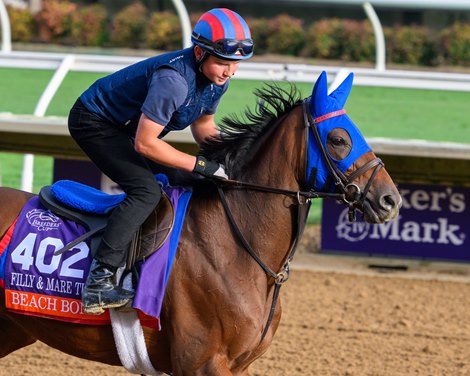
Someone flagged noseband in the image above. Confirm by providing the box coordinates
[302,99,384,221]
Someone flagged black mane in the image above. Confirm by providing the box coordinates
[199,82,303,177]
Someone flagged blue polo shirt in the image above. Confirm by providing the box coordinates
[142,68,222,126]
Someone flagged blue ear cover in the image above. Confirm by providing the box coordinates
[306,71,371,191]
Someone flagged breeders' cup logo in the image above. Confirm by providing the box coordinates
[26,209,61,231]
[336,208,370,242]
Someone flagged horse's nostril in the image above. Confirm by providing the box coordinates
[380,194,397,210]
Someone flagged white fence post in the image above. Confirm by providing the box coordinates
[0,0,12,53]
[363,2,386,71]
[21,54,75,192]
[170,0,192,48]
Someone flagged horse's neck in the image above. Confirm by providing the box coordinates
[230,109,305,271]
[243,108,304,191]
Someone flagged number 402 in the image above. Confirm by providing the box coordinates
[10,233,89,279]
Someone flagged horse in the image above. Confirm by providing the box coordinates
[0,71,401,375]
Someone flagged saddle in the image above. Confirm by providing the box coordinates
[39,180,175,269]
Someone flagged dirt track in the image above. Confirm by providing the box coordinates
[1,227,470,375]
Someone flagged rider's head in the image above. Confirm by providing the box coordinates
[191,8,254,62]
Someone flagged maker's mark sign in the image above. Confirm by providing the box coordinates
[321,184,468,262]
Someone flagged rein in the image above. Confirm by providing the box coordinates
[215,181,310,342]
[218,178,344,202]
[213,100,384,342]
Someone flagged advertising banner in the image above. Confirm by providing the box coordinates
[321,183,469,262]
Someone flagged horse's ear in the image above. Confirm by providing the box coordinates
[309,71,328,116]
[329,72,354,109]
[310,71,355,116]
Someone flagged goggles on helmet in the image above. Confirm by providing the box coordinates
[192,32,254,57]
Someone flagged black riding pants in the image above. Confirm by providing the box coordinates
[68,99,162,267]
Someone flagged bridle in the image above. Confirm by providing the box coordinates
[302,99,384,221]
[213,99,384,341]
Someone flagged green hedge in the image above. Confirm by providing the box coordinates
[70,4,108,46]
[145,11,183,51]
[34,0,76,42]
[7,6,34,43]
[4,1,470,67]
[440,22,470,67]
[304,18,375,62]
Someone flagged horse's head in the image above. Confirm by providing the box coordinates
[306,71,401,223]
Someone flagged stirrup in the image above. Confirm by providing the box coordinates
[83,289,133,315]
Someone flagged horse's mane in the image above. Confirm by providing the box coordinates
[199,82,303,177]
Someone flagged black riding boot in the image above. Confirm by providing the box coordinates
[82,260,134,315]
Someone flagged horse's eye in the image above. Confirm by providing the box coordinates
[326,128,352,160]
[330,137,344,147]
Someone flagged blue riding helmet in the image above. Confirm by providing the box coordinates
[191,8,254,60]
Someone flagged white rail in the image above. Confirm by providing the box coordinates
[1,51,470,91]
[2,114,469,160]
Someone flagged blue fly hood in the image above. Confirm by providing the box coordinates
[306,71,371,192]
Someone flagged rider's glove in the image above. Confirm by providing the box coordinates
[193,155,228,180]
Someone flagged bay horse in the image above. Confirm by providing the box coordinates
[0,71,401,375]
